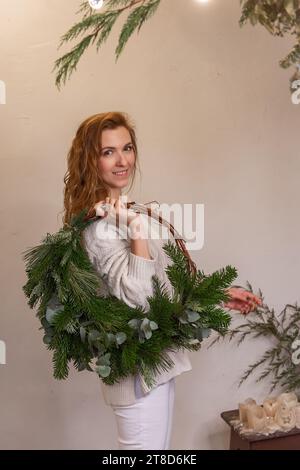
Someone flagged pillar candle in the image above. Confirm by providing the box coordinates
[263,397,278,418]
[239,398,257,424]
[277,392,298,409]
[246,405,267,432]
[275,403,297,430]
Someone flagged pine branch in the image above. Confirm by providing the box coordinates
[239,0,300,89]
[54,33,99,90]
[239,349,274,387]
[163,240,197,303]
[76,1,93,19]
[52,306,79,334]
[54,0,162,88]
[115,0,161,59]
[51,333,71,380]
[191,265,237,306]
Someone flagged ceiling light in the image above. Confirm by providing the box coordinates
[88,0,104,10]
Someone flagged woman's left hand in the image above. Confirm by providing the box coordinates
[223,287,263,314]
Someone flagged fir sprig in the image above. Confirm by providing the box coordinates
[115,0,161,58]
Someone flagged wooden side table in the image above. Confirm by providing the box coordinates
[221,409,300,450]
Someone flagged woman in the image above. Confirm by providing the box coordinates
[63,111,261,450]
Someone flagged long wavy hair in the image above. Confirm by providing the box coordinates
[62,111,140,226]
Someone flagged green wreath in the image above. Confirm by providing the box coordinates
[22,210,237,389]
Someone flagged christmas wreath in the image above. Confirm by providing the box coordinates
[22,209,238,389]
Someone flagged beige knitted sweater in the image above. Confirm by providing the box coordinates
[82,206,192,406]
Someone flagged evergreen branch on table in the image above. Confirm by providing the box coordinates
[213,294,300,394]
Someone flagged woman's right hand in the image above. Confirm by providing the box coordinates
[94,196,139,227]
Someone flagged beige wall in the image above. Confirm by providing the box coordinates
[1,0,299,449]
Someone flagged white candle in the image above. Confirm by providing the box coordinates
[239,398,257,424]
[246,405,267,432]
[263,397,279,418]
[277,392,298,409]
[275,403,297,430]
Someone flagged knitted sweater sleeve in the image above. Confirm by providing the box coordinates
[82,218,157,312]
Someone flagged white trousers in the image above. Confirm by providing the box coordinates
[111,377,175,450]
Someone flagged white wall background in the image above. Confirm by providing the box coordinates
[0,0,299,449]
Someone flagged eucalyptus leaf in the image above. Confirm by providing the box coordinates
[149,321,158,330]
[106,333,116,344]
[140,318,150,331]
[116,332,127,345]
[46,306,63,324]
[43,334,52,345]
[140,318,152,339]
[88,330,101,342]
[200,328,211,339]
[138,331,145,343]
[128,318,139,329]
[45,326,54,335]
[186,310,200,322]
[96,353,111,366]
[144,329,153,340]
[96,365,111,378]
[41,317,50,329]
[41,317,54,335]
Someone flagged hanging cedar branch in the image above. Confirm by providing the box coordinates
[53,0,161,89]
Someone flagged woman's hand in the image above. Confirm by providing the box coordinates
[223,286,263,315]
[94,196,139,227]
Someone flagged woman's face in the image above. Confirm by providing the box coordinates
[98,126,135,194]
